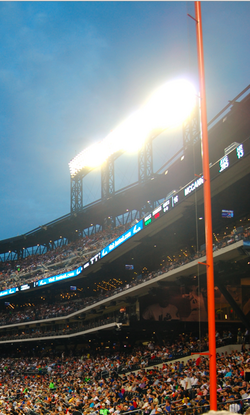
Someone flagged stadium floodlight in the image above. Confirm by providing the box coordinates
[111,108,153,153]
[69,79,196,177]
[143,79,196,130]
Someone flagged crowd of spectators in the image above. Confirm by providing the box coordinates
[0,222,249,332]
[0,315,120,342]
[1,216,250,296]
[0,225,130,292]
[0,338,249,415]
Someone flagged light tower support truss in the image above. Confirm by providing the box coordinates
[71,173,83,213]
[101,154,120,230]
[138,138,156,216]
[138,139,153,183]
[101,157,115,201]
[182,104,200,149]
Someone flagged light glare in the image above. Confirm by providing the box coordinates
[144,79,196,129]
[69,79,196,176]
[113,109,152,153]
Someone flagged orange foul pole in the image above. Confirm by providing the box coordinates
[194,2,217,410]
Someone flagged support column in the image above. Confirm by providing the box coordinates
[71,174,83,213]
[138,139,155,216]
[182,103,200,149]
[101,156,115,229]
[101,157,115,201]
[138,139,153,183]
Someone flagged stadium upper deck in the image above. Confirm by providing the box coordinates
[0,135,250,299]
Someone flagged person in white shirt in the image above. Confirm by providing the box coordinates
[190,376,198,386]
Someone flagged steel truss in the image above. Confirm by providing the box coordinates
[101,157,115,201]
[183,104,200,149]
[71,173,83,213]
[138,139,153,183]
[138,139,156,215]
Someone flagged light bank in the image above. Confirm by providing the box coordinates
[68,79,196,178]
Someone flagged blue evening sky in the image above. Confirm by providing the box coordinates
[0,1,249,240]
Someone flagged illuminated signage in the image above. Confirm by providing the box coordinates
[36,266,83,287]
[219,155,229,173]
[222,210,234,218]
[125,265,134,270]
[184,176,204,196]
[172,194,179,207]
[101,220,143,258]
[0,287,18,297]
[163,200,170,212]
[20,284,31,291]
[90,253,101,265]
[152,205,162,217]
[236,144,244,159]
[144,213,152,226]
